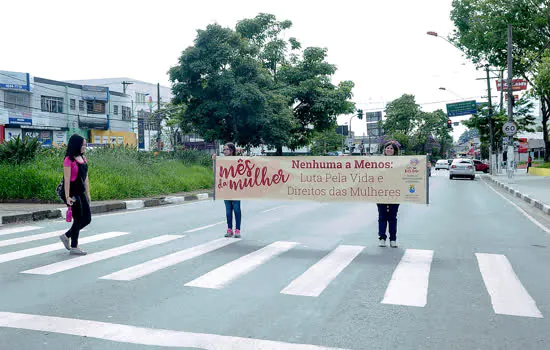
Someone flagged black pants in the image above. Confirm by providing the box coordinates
[377,204,399,241]
[65,195,91,248]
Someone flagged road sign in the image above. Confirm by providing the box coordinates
[502,121,517,136]
[446,100,477,117]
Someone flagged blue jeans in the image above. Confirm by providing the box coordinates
[224,200,241,230]
[377,204,399,241]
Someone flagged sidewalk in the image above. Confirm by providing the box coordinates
[0,190,213,226]
[484,169,550,216]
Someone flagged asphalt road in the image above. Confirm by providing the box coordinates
[0,171,549,350]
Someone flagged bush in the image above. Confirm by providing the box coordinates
[0,136,42,164]
[0,146,214,202]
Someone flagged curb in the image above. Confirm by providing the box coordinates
[482,175,550,217]
[0,192,214,225]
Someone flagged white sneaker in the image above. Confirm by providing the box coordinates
[379,239,386,247]
[390,241,398,248]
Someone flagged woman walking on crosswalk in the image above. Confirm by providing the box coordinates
[59,134,92,255]
[212,142,242,238]
[377,141,400,248]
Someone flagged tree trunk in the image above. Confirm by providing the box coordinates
[276,145,283,156]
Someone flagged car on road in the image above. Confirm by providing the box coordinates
[473,159,489,173]
[435,159,450,170]
[449,158,475,180]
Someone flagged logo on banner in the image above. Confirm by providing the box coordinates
[409,184,416,194]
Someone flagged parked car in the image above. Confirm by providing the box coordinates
[449,158,475,180]
[435,159,450,170]
[473,159,489,173]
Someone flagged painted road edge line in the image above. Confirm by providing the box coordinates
[483,179,550,234]
[0,312,348,350]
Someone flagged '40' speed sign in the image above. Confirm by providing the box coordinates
[502,121,517,136]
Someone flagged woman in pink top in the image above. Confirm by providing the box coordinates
[59,134,91,255]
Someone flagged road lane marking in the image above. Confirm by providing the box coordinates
[0,230,87,248]
[281,245,364,297]
[381,249,434,307]
[22,235,183,275]
[0,232,128,264]
[0,312,347,350]
[483,180,550,234]
[100,238,237,281]
[476,253,543,318]
[185,221,226,233]
[0,226,40,236]
[261,205,287,213]
[185,241,299,289]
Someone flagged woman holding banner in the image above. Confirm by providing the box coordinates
[377,141,400,248]
[212,142,242,238]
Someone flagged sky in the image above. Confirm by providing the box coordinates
[1,0,492,141]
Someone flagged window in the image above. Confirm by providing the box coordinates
[121,106,131,120]
[136,92,147,104]
[4,91,30,111]
[70,99,76,110]
[86,101,106,114]
[113,105,119,115]
[79,100,84,111]
[41,96,64,113]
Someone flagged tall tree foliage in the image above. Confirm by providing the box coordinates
[169,14,354,154]
[381,95,453,157]
[450,0,550,160]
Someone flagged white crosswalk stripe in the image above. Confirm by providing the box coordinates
[0,229,86,248]
[0,229,544,319]
[21,235,184,275]
[476,253,543,318]
[381,249,434,307]
[281,245,364,297]
[0,226,41,236]
[0,231,129,264]
[100,238,237,281]
[185,241,299,289]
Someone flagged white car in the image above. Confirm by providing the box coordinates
[435,159,449,170]
[449,158,475,180]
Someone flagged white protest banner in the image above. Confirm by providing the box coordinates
[215,156,428,204]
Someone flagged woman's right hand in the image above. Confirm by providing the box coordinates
[212,154,216,160]
[66,197,75,206]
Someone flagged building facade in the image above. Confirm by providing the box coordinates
[0,70,133,147]
[67,78,173,151]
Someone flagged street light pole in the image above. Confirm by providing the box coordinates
[485,65,495,174]
[506,24,515,177]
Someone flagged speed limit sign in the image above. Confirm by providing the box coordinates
[502,121,517,136]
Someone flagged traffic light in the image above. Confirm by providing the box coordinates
[357,109,363,120]
[447,119,452,129]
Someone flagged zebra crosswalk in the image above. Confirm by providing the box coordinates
[0,225,545,319]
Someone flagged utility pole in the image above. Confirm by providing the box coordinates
[485,65,495,174]
[506,24,515,174]
[122,81,133,95]
[157,83,162,150]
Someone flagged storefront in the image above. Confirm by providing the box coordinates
[89,130,137,147]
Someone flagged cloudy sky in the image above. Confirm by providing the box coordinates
[1,0,491,140]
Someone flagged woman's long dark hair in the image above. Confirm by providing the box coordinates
[383,141,400,156]
[65,134,85,161]
[225,142,237,156]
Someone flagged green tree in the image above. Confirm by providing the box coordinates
[169,14,355,155]
[450,0,550,160]
[458,128,480,145]
[309,128,345,155]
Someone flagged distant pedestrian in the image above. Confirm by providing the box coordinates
[59,134,91,255]
[212,142,242,238]
[527,155,532,173]
[377,141,400,248]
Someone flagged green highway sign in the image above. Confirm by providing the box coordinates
[446,100,477,117]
